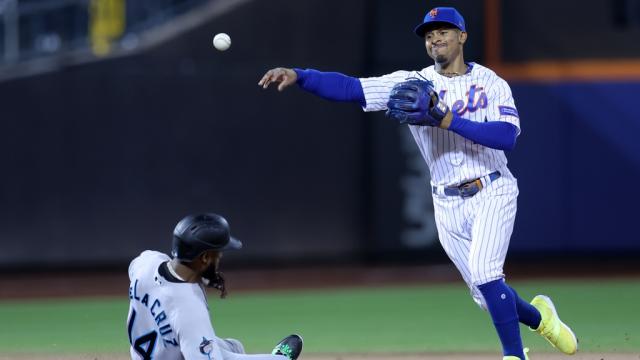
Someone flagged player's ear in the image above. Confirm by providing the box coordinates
[201,251,212,264]
[200,250,220,266]
[194,252,208,267]
[459,31,467,44]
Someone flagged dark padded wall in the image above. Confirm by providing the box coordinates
[0,0,368,267]
[2,0,638,268]
[502,0,640,61]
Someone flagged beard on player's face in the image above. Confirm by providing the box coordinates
[434,54,449,63]
[195,250,221,274]
[201,261,219,278]
[427,48,453,65]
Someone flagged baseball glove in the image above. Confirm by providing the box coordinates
[385,79,453,128]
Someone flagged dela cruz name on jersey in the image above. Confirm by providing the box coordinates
[129,279,178,347]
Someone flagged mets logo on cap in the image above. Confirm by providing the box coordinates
[429,8,438,17]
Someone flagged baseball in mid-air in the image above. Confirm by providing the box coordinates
[213,33,231,51]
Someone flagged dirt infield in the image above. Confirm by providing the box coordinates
[1,353,637,360]
[2,259,640,300]
[0,264,463,299]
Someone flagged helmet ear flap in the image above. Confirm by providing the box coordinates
[171,234,193,261]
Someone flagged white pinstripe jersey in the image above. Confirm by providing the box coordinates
[360,63,520,187]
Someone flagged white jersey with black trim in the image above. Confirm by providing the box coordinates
[359,63,520,186]
[127,250,220,360]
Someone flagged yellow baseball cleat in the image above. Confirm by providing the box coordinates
[531,295,578,355]
[503,347,530,360]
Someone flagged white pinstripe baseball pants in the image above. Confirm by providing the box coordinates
[432,169,519,310]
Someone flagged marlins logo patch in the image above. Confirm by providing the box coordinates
[199,337,214,359]
[429,8,438,17]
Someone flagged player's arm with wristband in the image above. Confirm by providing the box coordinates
[292,68,366,106]
[258,68,516,151]
[443,114,518,151]
[386,79,519,151]
[443,78,520,151]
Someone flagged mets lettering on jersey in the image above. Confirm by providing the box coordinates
[359,62,520,187]
[359,62,521,309]
[439,84,488,117]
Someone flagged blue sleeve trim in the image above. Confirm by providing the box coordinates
[294,68,365,107]
[448,114,518,151]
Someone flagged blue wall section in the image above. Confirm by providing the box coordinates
[508,82,640,252]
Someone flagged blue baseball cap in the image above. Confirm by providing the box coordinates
[414,7,466,37]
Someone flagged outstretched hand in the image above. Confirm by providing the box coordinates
[258,67,298,91]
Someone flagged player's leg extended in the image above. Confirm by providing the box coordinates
[217,335,303,360]
[507,285,579,354]
[434,191,525,359]
[468,179,577,356]
[529,294,578,354]
[506,286,541,330]
[432,196,477,289]
[468,183,527,359]
[219,351,293,360]
[433,194,509,310]
[216,337,246,354]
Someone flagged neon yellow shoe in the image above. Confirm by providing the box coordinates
[503,347,530,360]
[531,295,578,354]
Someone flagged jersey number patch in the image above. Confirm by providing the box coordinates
[128,309,158,360]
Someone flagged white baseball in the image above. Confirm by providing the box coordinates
[213,33,231,51]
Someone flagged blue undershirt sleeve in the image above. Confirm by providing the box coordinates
[294,68,366,107]
[448,114,518,151]
[290,69,515,150]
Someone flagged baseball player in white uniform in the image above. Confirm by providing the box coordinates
[127,213,303,360]
[259,7,577,360]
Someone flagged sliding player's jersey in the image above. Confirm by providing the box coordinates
[127,250,218,359]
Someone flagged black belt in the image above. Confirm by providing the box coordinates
[433,171,501,198]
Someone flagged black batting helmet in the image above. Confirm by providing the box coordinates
[171,213,242,261]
